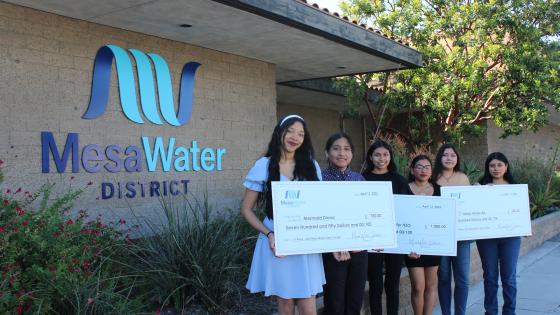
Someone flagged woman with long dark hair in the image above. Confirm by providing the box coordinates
[321,132,368,315]
[406,155,441,315]
[362,139,412,315]
[477,152,520,315]
[432,143,471,315]
[241,115,324,315]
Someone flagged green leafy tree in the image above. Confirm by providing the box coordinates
[338,0,560,145]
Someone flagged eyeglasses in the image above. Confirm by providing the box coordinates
[414,165,432,171]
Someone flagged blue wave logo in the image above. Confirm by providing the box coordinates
[83,45,201,126]
[285,190,301,199]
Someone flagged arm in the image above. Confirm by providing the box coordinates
[240,189,277,252]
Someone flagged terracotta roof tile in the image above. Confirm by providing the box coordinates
[295,0,411,47]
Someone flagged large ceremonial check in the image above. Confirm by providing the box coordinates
[441,184,532,241]
[382,195,457,256]
[271,181,396,256]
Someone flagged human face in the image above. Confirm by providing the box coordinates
[327,137,353,171]
[371,147,390,173]
[489,159,508,181]
[281,121,305,154]
[412,159,432,182]
[441,148,458,170]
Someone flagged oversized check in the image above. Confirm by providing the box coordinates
[382,195,457,256]
[271,181,396,256]
[441,184,532,241]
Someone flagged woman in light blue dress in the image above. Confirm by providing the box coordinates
[241,114,325,315]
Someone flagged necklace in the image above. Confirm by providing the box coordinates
[411,182,432,195]
[440,171,454,182]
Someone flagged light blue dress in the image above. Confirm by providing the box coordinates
[244,157,326,299]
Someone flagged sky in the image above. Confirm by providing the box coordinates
[312,0,343,13]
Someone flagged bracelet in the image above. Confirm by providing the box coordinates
[266,231,274,238]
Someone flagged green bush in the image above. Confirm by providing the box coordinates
[512,157,560,218]
[462,160,483,185]
[0,164,141,314]
[126,194,254,313]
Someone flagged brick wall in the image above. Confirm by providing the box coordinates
[487,121,560,166]
[0,2,276,223]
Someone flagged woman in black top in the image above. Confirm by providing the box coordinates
[405,155,441,315]
[362,140,412,315]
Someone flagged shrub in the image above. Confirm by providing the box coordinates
[512,156,560,218]
[126,194,254,313]
[0,163,141,314]
[462,160,483,185]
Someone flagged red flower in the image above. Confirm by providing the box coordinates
[0,227,6,233]
[66,219,74,225]
[82,260,90,269]
[9,275,16,284]
[52,231,61,238]
[15,207,24,216]
[3,199,8,205]
[22,220,28,227]
[0,159,3,165]
[15,306,23,315]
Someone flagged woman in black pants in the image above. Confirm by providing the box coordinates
[362,140,412,315]
[321,132,368,315]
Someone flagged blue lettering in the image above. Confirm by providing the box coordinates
[150,181,161,197]
[181,179,189,194]
[173,147,190,171]
[125,182,136,198]
[217,148,226,170]
[101,182,114,199]
[41,132,79,173]
[142,136,175,172]
[82,144,103,173]
[190,140,201,171]
[169,180,179,195]
[105,145,124,172]
[124,146,142,172]
[200,147,215,171]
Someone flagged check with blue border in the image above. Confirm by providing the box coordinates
[272,181,396,256]
[382,195,457,256]
[441,184,532,240]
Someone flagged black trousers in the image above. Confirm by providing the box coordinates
[367,253,404,315]
[322,251,368,315]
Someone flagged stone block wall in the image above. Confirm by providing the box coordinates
[0,2,276,222]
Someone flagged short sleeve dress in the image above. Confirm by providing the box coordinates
[244,157,326,299]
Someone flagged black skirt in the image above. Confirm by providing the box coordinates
[405,255,441,268]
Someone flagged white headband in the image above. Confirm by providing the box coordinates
[279,114,304,126]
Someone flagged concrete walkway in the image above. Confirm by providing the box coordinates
[433,234,560,315]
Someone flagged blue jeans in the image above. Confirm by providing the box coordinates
[476,237,521,315]
[438,241,471,315]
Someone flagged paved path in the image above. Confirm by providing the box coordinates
[433,234,560,315]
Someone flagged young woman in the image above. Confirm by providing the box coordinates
[241,115,324,315]
[406,155,441,315]
[476,152,521,315]
[321,132,368,315]
[432,144,471,315]
[362,139,412,315]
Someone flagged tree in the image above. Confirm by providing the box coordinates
[338,0,560,145]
